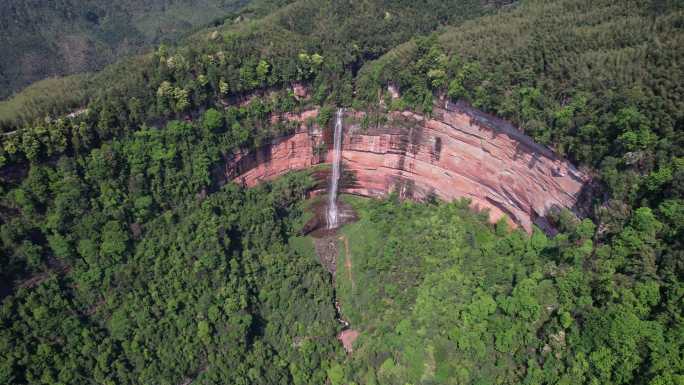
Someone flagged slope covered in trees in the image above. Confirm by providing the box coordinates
[0,0,502,129]
[343,2,684,382]
[334,196,680,385]
[0,0,257,100]
[1,166,340,384]
[0,0,682,384]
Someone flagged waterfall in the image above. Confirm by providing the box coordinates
[326,108,343,229]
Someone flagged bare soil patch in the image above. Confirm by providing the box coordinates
[338,329,360,353]
[306,197,357,274]
[313,235,339,274]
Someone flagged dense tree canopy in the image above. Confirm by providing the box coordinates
[334,196,682,385]
[0,0,259,100]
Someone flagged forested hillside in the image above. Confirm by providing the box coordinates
[335,196,680,385]
[0,0,256,100]
[0,0,682,384]
[345,2,684,382]
[0,0,502,128]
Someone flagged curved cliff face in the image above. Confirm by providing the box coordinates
[223,102,589,232]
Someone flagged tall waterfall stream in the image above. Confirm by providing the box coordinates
[313,108,358,352]
[326,108,343,229]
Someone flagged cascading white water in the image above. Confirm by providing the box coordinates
[326,108,344,229]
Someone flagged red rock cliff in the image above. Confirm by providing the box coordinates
[223,102,589,232]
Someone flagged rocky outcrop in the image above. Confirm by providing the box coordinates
[223,102,589,232]
[224,110,323,185]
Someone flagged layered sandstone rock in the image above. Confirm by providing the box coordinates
[225,110,323,185]
[223,102,589,232]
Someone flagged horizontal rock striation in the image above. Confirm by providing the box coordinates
[222,102,589,232]
[221,110,323,186]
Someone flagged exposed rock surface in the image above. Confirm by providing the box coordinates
[222,102,589,232]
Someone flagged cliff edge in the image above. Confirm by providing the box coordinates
[222,102,589,232]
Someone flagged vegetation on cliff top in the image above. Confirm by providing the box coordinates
[0,0,270,100]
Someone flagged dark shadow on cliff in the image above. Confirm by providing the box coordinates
[210,137,276,191]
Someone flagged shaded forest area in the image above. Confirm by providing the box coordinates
[0,0,254,100]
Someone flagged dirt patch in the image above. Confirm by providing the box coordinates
[338,329,360,353]
[313,235,339,274]
[306,197,358,274]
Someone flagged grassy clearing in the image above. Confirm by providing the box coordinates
[336,195,385,327]
[288,235,317,264]
[0,75,90,128]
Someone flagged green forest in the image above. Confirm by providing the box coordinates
[0,0,682,384]
[0,0,256,100]
[335,196,679,385]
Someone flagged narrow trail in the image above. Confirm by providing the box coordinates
[334,234,360,353]
[340,235,355,291]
